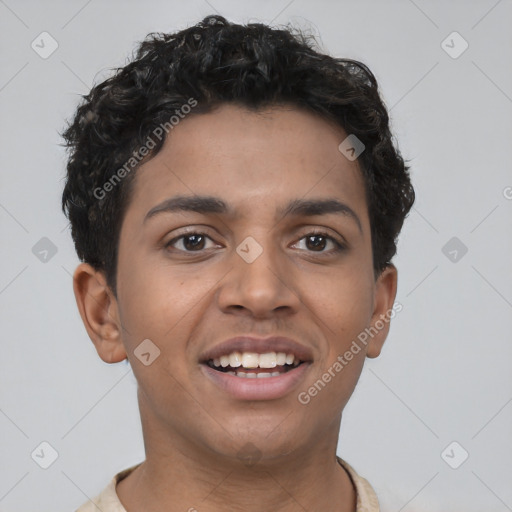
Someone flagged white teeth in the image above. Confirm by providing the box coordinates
[210,351,300,369]
[246,373,257,378]
[229,352,242,367]
[258,352,277,368]
[241,353,259,368]
[256,372,272,378]
[270,371,281,377]
[276,352,287,365]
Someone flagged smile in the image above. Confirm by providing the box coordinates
[199,336,313,400]
[207,351,302,378]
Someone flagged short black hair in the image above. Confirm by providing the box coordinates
[61,14,415,297]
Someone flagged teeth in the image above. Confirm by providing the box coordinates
[241,353,259,369]
[224,370,285,378]
[229,352,242,367]
[210,351,300,369]
[258,352,277,368]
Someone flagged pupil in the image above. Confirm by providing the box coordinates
[307,235,326,251]
[184,234,204,250]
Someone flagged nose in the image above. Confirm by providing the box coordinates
[216,236,301,319]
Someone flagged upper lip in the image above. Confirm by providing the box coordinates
[199,336,314,363]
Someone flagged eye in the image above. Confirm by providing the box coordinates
[165,232,218,252]
[164,230,345,255]
[292,232,345,253]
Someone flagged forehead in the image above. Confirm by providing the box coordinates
[127,103,367,223]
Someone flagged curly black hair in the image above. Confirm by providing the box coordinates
[61,14,415,298]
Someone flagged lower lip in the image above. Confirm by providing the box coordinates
[200,363,311,401]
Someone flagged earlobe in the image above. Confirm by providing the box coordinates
[366,264,398,359]
[72,263,127,364]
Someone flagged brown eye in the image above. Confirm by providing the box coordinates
[305,235,328,251]
[166,233,215,252]
[293,232,344,253]
[182,234,206,251]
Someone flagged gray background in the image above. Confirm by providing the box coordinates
[1,0,511,510]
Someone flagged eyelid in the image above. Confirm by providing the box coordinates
[294,226,346,243]
[164,226,347,254]
[164,227,219,248]
[291,230,346,252]
[294,226,347,246]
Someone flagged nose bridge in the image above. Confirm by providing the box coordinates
[218,231,298,315]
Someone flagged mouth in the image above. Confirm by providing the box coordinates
[199,337,313,400]
[206,351,304,378]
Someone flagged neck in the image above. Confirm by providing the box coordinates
[117,451,356,512]
[117,441,356,511]
[116,399,356,512]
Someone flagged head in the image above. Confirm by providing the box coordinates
[62,15,414,463]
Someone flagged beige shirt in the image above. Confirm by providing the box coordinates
[76,457,379,512]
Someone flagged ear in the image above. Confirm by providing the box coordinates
[366,264,398,359]
[72,262,127,363]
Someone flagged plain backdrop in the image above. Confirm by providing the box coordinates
[1,1,511,511]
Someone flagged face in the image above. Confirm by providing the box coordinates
[75,103,397,463]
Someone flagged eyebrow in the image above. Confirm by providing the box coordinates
[144,195,362,233]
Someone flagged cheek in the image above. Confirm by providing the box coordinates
[118,255,196,332]
[315,269,374,337]
[117,261,218,372]
[309,266,374,387]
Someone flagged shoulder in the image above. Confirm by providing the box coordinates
[75,463,142,512]
[337,457,380,512]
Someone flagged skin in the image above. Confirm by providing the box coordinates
[73,103,397,512]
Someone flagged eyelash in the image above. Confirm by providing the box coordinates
[164,229,346,255]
